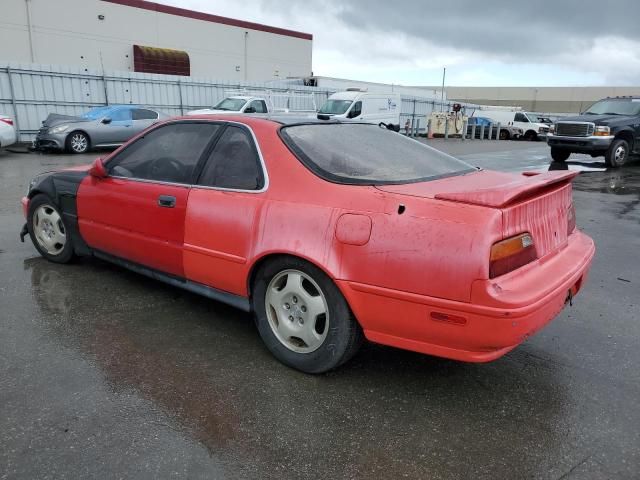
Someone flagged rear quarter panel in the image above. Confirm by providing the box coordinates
[246,122,500,303]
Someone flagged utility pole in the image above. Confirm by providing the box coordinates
[243,31,248,81]
[25,0,36,62]
[440,67,446,112]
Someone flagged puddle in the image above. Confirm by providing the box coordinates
[548,162,640,195]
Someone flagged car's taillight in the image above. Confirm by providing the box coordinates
[0,118,13,126]
[489,233,537,278]
[567,203,576,235]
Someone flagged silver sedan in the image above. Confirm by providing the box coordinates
[34,105,169,154]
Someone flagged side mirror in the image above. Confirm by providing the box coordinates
[348,109,360,119]
[101,117,112,124]
[244,107,256,114]
[89,157,107,179]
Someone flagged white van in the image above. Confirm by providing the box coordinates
[475,109,550,141]
[317,90,401,131]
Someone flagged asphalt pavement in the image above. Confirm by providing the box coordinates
[1,141,639,479]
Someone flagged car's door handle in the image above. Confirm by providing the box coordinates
[158,195,176,208]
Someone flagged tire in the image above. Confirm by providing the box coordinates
[499,129,510,140]
[550,147,571,162]
[524,130,538,141]
[605,138,629,168]
[27,194,75,264]
[66,131,90,154]
[252,257,363,373]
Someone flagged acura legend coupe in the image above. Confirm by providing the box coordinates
[21,116,595,373]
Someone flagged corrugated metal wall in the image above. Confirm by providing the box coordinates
[1,63,464,141]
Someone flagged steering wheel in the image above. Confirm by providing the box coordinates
[148,156,183,182]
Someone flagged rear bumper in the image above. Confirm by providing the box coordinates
[0,128,17,147]
[339,230,595,362]
[547,134,613,152]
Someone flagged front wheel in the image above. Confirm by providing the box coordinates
[499,129,510,140]
[605,138,629,168]
[27,194,75,263]
[252,257,363,373]
[551,147,571,162]
[66,131,90,154]
[524,130,538,141]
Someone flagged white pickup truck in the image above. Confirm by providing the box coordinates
[187,91,317,117]
[187,96,270,116]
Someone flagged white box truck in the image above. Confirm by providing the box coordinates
[474,108,550,141]
[317,90,401,131]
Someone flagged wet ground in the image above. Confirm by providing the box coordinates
[1,142,639,479]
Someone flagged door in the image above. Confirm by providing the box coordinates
[513,112,529,129]
[347,100,362,119]
[247,100,268,113]
[96,107,135,145]
[184,124,266,296]
[77,121,222,277]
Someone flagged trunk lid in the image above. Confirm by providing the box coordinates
[377,170,577,258]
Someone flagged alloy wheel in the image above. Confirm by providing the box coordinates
[265,269,329,353]
[32,204,66,255]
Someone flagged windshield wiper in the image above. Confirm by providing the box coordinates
[215,107,230,111]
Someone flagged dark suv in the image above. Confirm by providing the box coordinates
[546,96,640,167]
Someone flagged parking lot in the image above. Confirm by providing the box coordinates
[1,141,639,479]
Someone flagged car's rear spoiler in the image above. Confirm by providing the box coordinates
[434,171,579,208]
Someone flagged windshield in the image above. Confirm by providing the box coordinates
[526,113,541,123]
[213,98,248,111]
[81,106,115,120]
[281,124,475,185]
[584,99,640,116]
[318,100,353,115]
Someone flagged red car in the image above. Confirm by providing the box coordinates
[21,116,595,373]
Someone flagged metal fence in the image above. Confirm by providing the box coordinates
[0,62,465,142]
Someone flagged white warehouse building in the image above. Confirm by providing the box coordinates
[1,0,313,81]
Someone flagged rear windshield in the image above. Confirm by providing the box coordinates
[280,123,475,185]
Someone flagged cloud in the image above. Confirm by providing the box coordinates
[158,0,640,86]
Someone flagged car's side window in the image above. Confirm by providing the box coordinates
[133,109,158,120]
[249,100,268,113]
[514,112,528,122]
[107,122,220,184]
[110,108,133,122]
[349,101,362,118]
[197,126,264,190]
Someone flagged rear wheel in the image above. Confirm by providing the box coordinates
[252,257,363,373]
[499,129,510,140]
[66,131,90,154]
[605,138,629,168]
[550,148,571,162]
[27,194,74,263]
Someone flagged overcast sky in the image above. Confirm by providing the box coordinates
[160,0,640,87]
